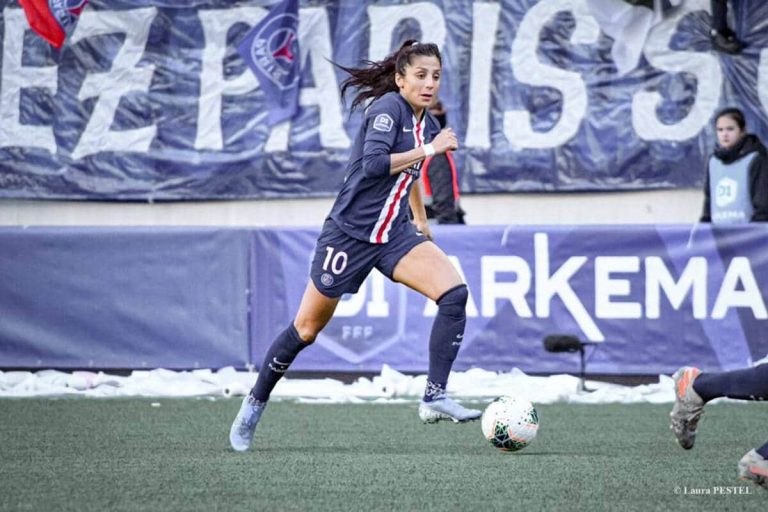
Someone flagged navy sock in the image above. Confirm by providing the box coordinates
[423,285,468,402]
[250,323,309,402]
[757,441,768,460]
[692,364,768,403]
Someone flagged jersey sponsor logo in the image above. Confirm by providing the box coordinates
[320,273,334,286]
[372,113,394,132]
[403,165,421,180]
[402,166,420,178]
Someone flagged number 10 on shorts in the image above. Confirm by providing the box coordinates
[323,246,348,275]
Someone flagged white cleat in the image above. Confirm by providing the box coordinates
[738,449,768,491]
[669,366,704,450]
[419,397,482,424]
[229,395,266,452]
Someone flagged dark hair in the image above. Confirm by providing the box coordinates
[335,40,442,111]
[715,107,746,130]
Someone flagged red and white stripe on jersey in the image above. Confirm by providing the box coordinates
[369,114,427,244]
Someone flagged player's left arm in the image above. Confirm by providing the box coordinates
[409,180,433,240]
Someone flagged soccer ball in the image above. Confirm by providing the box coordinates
[481,396,539,452]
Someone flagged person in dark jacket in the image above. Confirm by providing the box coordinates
[421,100,465,224]
[710,0,743,54]
[700,108,768,224]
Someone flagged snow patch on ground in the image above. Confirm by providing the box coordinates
[0,365,677,404]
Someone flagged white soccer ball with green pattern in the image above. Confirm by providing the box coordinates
[481,396,539,452]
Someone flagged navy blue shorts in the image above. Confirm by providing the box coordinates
[310,219,428,298]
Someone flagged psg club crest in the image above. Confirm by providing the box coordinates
[236,0,300,125]
[50,0,88,29]
[246,13,300,91]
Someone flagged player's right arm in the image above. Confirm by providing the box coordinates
[388,128,457,175]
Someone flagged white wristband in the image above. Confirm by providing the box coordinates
[422,143,435,158]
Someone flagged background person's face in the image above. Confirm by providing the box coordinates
[716,115,744,149]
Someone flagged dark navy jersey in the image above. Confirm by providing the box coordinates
[329,91,441,244]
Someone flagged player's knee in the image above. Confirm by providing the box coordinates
[436,284,468,318]
[293,320,321,343]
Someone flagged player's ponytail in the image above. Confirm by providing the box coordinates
[336,40,441,111]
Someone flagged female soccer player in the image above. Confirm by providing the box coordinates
[699,108,768,224]
[229,41,481,452]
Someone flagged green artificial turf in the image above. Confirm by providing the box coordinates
[0,399,765,511]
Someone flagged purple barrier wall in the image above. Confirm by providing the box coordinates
[250,225,768,375]
[1,225,766,374]
[0,228,250,369]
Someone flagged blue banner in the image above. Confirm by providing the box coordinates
[0,225,766,373]
[0,227,251,369]
[250,224,768,375]
[1,0,768,199]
